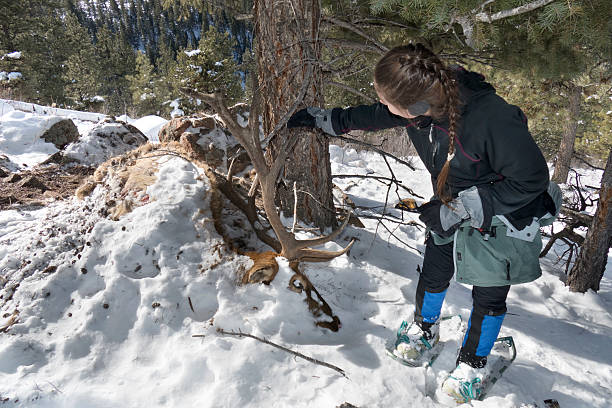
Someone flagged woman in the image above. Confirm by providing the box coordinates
[287,43,559,403]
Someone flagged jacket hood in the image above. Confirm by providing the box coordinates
[451,65,496,111]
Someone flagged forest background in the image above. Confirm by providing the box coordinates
[1,0,610,163]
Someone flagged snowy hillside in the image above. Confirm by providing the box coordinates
[0,107,611,408]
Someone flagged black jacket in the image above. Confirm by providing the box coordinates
[330,67,551,222]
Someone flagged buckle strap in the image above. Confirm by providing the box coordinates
[449,376,482,402]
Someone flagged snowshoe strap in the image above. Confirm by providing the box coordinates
[394,320,434,350]
[450,376,482,402]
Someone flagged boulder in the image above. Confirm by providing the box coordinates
[5,173,21,183]
[191,116,216,130]
[158,118,192,143]
[40,119,79,149]
[180,133,225,169]
[19,176,47,191]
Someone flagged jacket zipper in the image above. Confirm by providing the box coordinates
[506,261,511,280]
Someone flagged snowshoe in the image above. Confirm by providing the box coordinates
[438,336,517,404]
[385,315,462,367]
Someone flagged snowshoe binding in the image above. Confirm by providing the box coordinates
[438,336,517,404]
[385,320,440,366]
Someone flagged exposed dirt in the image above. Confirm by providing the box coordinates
[0,164,94,210]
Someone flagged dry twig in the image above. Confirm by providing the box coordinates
[213,328,347,378]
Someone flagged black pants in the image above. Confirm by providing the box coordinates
[415,236,510,367]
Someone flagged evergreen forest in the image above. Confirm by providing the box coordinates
[0,0,610,162]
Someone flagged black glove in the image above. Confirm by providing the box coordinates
[287,108,316,128]
[287,107,337,135]
[418,199,468,238]
[458,186,494,231]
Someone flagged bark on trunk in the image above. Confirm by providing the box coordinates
[254,0,335,229]
[566,151,612,292]
[552,83,582,184]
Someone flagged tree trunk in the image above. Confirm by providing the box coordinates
[552,83,582,184]
[254,0,335,229]
[566,150,612,292]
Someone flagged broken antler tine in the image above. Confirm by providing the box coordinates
[297,239,356,263]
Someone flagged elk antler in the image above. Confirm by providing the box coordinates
[181,88,355,262]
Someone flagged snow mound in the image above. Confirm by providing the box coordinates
[0,110,63,168]
[0,100,15,115]
[64,121,148,166]
[131,115,168,143]
[0,155,257,406]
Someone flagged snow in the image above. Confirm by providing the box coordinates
[0,110,611,408]
[189,64,203,74]
[0,100,15,115]
[7,72,21,81]
[131,115,168,143]
[185,49,201,57]
[0,99,107,123]
[0,72,20,81]
[0,110,62,168]
[63,121,147,166]
[88,95,105,103]
[169,99,184,118]
[3,51,21,59]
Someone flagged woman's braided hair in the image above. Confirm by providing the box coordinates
[374,43,461,203]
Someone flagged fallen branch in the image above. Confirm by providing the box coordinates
[332,174,424,198]
[213,328,347,378]
[329,133,416,170]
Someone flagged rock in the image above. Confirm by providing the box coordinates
[5,173,22,183]
[40,151,78,166]
[19,176,47,191]
[121,123,148,144]
[191,116,216,130]
[0,195,18,205]
[40,119,79,149]
[158,118,192,143]
[180,133,225,169]
[0,167,7,178]
[0,155,17,173]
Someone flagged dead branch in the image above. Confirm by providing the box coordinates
[322,38,385,55]
[350,17,418,30]
[332,174,424,198]
[378,220,423,254]
[214,328,347,378]
[329,133,416,171]
[572,152,605,171]
[540,225,585,258]
[559,206,593,227]
[474,0,555,23]
[452,0,555,47]
[325,81,376,103]
[321,16,389,53]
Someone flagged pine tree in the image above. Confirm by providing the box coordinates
[62,12,102,109]
[127,51,162,116]
[94,26,137,115]
[172,25,243,114]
